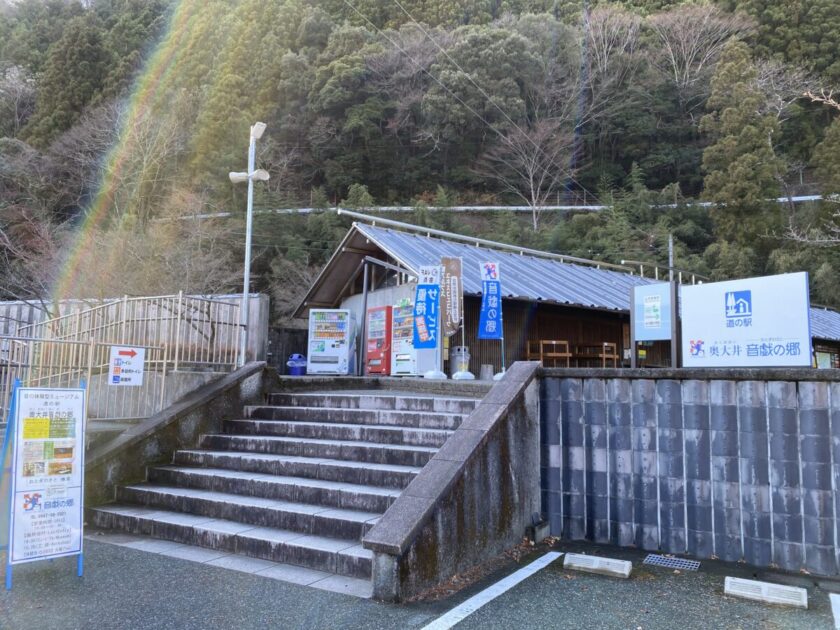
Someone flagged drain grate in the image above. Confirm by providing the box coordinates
[643,554,700,571]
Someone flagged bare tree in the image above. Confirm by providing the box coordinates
[648,5,754,120]
[785,195,840,245]
[804,88,840,112]
[0,66,36,137]
[754,59,810,122]
[475,120,573,230]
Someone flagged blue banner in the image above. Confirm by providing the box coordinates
[478,279,503,340]
[412,284,439,349]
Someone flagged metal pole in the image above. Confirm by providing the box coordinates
[359,261,369,376]
[669,234,678,368]
[630,286,637,369]
[238,130,257,367]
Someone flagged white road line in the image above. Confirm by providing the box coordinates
[830,593,840,629]
[421,552,563,630]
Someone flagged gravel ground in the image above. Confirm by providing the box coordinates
[1,539,836,630]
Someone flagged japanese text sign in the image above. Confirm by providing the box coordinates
[108,346,145,387]
[632,283,672,342]
[680,272,811,367]
[8,387,86,565]
[478,262,503,340]
[441,257,463,337]
[413,266,441,349]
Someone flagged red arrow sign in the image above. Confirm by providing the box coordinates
[118,349,137,358]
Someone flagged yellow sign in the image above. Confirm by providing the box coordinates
[22,417,50,440]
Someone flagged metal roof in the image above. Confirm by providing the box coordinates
[355,223,652,311]
[295,222,840,343]
[809,307,840,342]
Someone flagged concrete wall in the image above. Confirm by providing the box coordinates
[540,367,840,576]
[85,362,272,508]
[364,361,541,601]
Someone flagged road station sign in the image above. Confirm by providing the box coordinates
[108,346,145,386]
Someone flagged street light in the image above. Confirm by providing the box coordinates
[229,122,270,366]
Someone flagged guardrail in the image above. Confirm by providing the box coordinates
[0,336,169,422]
[16,292,241,371]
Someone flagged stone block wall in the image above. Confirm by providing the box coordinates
[541,368,840,576]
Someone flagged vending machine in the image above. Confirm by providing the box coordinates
[365,306,392,375]
[390,302,436,376]
[307,309,356,375]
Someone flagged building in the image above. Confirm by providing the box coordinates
[295,213,840,374]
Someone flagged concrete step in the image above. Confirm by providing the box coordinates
[199,434,437,467]
[245,406,465,430]
[149,466,401,513]
[90,505,371,578]
[225,419,452,448]
[268,392,479,414]
[172,450,421,489]
[117,485,381,541]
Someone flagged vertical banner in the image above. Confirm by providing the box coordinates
[478,262,503,340]
[8,388,86,565]
[413,266,441,349]
[440,257,463,337]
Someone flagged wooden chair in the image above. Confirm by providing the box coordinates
[540,340,572,368]
[600,342,619,367]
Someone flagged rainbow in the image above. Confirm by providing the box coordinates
[52,1,203,302]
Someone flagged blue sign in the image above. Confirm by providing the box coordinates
[632,283,672,342]
[412,284,439,349]
[479,279,503,339]
[725,290,752,328]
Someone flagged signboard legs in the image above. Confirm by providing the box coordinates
[3,379,20,591]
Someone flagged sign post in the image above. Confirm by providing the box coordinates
[680,272,812,367]
[5,385,87,590]
[630,282,673,368]
[413,265,447,379]
[478,262,505,379]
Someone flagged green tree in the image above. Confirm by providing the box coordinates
[23,16,110,147]
[700,40,783,245]
[812,117,840,194]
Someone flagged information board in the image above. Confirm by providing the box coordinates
[680,272,812,367]
[632,283,672,342]
[8,387,86,565]
[108,346,145,387]
[412,265,440,350]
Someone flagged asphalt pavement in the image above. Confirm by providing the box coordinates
[1,539,836,630]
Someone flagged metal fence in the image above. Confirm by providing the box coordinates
[16,293,241,371]
[0,337,167,422]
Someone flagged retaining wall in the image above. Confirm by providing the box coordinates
[540,367,840,576]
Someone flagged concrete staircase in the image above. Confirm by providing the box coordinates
[91,390,479,589]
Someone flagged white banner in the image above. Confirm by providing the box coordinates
[681,272,811,367]
[8,387,86,565]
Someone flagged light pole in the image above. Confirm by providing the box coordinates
[229,122,270,366]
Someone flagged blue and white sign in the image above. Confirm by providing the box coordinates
[681,272,811,367]
[478,262,503,340]
[632,283,672,341]
[412,265,441,349]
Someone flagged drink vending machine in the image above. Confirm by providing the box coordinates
[306,309,356,375]
[390,302,436,376]
[364,306,392,375]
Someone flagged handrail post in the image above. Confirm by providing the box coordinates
[174,291,183,372]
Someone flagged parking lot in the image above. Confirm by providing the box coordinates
[1,538,836,629]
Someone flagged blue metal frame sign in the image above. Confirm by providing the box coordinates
[478,262,503,340]
[680,272,812,367]
[6,386,87,589]
[413,266,441,350]
[633,282,672,342]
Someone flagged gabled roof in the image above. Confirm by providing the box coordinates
[294,221,840,343]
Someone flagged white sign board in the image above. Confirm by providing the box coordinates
[632,283,672,342]
[108,346,145,386]
[8,387,86,564]
[418,265,441,285]
[681,272,811,367]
